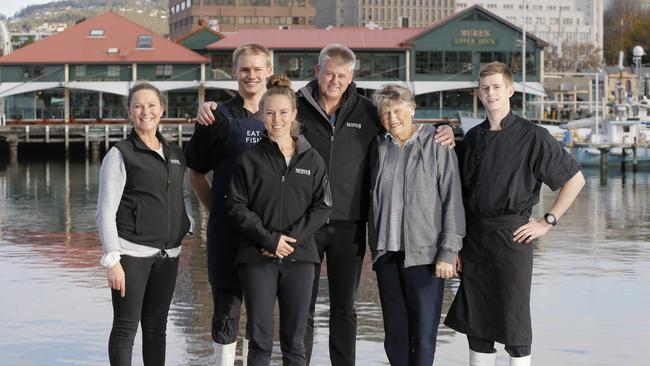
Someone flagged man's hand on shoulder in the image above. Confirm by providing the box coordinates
[434,124,456,149]
[197,101,218,126]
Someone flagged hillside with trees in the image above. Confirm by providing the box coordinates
[4,0,169,36]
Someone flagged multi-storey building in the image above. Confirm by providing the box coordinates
[0,6,547,122]
[314,0,456,28]
[455,0,604,52]
[168,0,316,40]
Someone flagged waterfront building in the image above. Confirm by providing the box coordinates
[0,11,208,121]
[455,0,604,52]
[168,0,316,40]
[0,5,546,122]
[313,0,455,28]
[206,5,547,119]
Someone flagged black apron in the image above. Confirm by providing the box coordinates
[445,213,533,346]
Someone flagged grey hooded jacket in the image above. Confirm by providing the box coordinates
[368,124,465,267]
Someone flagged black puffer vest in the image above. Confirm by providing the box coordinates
[115,129,190,249]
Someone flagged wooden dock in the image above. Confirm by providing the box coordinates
[0,122,196,161]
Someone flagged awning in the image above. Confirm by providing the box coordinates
[0,82,62,97]
[150,80,201,92]
[64,81,131,96]
[203,80,239,91]
[204,80,310,91]
[411,81,477,95]
[514,82,547,97]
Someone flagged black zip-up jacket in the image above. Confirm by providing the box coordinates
[297,80,383,223]
[114,129,190,249]
[226,133,332,263]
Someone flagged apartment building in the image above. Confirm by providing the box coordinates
[455,0,604,51]
[314,0,455,28]
[169,0,316,40]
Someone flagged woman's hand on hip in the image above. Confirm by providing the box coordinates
[275,235,296,258]
[108,262,126,297]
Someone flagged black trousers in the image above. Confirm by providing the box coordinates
[211,286,243,344]
[108,253,179,366]
[305,222,366,366]
[239,260,314,366]
[374,252,445,366]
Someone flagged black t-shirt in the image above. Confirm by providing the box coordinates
[184,94,255,173]
[461,112,581,217]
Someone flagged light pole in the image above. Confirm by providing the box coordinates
[632,45,645,101]
[522,0,527,117]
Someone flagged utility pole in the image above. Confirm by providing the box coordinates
[522,0,527,116]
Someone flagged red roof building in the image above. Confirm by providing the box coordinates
[0,11,207,65]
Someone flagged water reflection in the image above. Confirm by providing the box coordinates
[0,158,648,365]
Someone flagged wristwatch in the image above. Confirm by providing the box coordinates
[544,213,557,226]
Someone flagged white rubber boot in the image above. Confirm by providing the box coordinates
[213,341,236,366]
[470,350,497,366]
[509,355,531,366]
[241,338,249,366]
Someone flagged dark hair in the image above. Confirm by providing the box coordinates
[259,74,300,136]
[127,82,165,109]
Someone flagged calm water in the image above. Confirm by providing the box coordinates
[0,156,648,365]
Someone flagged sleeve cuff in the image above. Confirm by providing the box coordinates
[100,251,121,268]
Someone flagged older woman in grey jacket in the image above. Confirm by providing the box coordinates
[368,84,465,366]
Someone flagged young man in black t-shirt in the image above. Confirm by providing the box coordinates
[184,43,272,366]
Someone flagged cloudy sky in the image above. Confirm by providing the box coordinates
[2,0,56,18]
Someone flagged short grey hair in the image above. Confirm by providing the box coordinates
[318,43,356,73]
[372,84,416,111]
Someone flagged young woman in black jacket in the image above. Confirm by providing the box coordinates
[226,75,332,366]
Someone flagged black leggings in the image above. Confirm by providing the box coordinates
[467,335,531,357]
[109,253,179,366]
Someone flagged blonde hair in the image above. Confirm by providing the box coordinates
[260,74,301,136]
[232,43,272,68]
[479,61,513,86]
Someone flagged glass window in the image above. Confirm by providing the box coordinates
[275,52,318,79]
[210,52,233,80]
[156,65,174,78]
[74,65,86,78]
[107,65,120,78]
[415,51,443,74]
[355,52,401,80]
[21,65,44,80]
[89,29,104,37]
[137,35,153,48]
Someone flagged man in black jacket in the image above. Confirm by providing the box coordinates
[196,44,455,366]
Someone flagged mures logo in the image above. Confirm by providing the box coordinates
[345,122,362,129]
[170,159,181,165]
[295,168,311,176]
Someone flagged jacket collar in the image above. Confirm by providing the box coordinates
[128,128,167,152]
[479,110,516,132]
[299,79,358,117]
[260,132,312,155]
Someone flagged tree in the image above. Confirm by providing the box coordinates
[604,0,650,66]
[545,42,603,72]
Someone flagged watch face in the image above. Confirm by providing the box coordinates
[545,213,557,225]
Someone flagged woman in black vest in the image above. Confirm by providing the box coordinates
[96,83,192,366]
[227,75,331,366]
